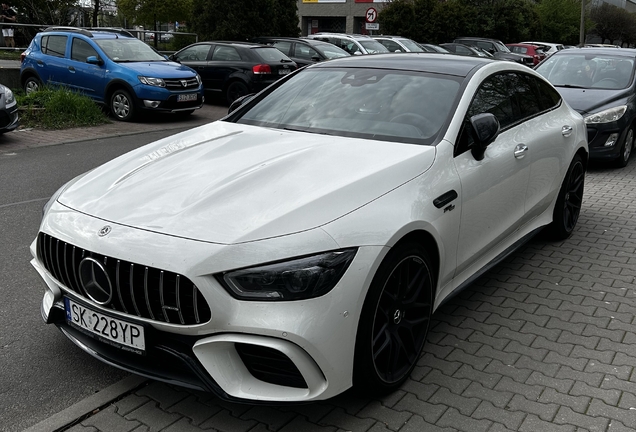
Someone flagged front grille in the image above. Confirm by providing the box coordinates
[37,232,211,325]
[164,77,199,90]
[235,343,308,389]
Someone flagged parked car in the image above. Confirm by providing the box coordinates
[440,43,492,58]
[372,36,425,52]
[454,37,534,66]
[418,43,451,53]
[33,53,587,403]
[253,37,349,67]
[535,47,636,167]
[0,83,18,133]
[20,27,204,121]
[520,41,565,56]
[305,33,389,55]
[170,41,297,104]
[506,43,547,65]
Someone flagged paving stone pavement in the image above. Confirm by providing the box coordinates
[18,116,636,431]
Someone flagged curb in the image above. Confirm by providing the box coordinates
[22,376,148,432]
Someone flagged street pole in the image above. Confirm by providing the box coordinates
[579,0,585,46]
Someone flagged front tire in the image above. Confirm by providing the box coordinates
[353,241,434,395]
[548,154,585,240]
[110,89,135,122]
[615,125,634,168]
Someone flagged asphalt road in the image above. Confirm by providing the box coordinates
[0,127,194,432]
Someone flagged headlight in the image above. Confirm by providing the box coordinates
[138,76,166,87]
[4,87,15,105]
[584,105,627,124]
[217,249,357,301]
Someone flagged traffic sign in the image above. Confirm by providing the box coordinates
[366,7,377,23]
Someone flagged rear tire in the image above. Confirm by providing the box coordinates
[24,76,41,94]
[353,241,434,395]
[225,81,249,105]
[548,154,585,240]
[110,89,135,122]
[615,125,634,168]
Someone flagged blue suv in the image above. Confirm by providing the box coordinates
[20,27,204,121]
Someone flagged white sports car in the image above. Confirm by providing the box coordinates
[32,54,588,403]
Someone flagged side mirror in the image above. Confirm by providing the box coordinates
[353,51,362,56]
[228,93,256,114]
[469,113,500,161]
[311,56,321,62]
[86,56,102,65]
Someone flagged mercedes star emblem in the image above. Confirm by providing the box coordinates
[78,257,113,305]
[98,225,112,236]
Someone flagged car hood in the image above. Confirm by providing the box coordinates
[119,61,196,77]
[554,87,629,115]
[58,122,436,244]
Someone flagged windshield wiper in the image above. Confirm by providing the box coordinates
[282,127,329,135]
[554,84,588,89]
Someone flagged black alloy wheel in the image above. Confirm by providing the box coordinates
[615,125,634,168]
[225,81,249,105]
[549,154,585,240]
[354,242,434,394]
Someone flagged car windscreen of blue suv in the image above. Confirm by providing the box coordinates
[20,27,204,121]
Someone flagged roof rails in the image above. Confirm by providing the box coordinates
[43,26,134,38]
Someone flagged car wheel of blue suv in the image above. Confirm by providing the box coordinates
[111,89,135,122]
[24,76,42,95]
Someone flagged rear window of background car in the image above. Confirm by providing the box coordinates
[254,47,290,62]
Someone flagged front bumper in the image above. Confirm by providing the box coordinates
[586,123,629,160]
[0,103,19,132]
[32,202,383,402]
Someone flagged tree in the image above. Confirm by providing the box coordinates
[590,2,623,44]
[378,0,417,41]
[189,0,299,41]
[116,0,192,30]
[535,0,582,45]
[13,0,79,25]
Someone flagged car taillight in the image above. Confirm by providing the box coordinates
[20,51,25,63]
[252,64,272,75]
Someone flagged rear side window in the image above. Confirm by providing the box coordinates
[506,73,542,120]
[41,35,67,58]
[534,78,562,111]
[212,46,242,61]
[294,44,319,60]
[254,47,289,62]
[272,41,292,55]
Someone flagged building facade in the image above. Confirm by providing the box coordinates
[297,0,388,36]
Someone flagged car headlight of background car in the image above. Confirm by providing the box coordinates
[3,86,15,106]
[138,76,166,87]
[584,105,627,124]
[217,249,357,300]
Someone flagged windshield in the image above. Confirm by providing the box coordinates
[319,44,350,59]
[94,38,165,62]
[233,67,461,144]
[536,53,635,90]
[399,39,425,52]
[494,41,510,52]
[359,40,390,54]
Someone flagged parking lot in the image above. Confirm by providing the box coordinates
[12,107,636,431]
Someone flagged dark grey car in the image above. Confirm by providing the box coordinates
[454,37,533,66]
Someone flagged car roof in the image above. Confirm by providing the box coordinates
[455,37,502,43]
[551,47,636,57]
[197,41,271,49]
[310,33,372,40]
[311,53,491,77]
[41,27,134,39]
[258,37,333,46]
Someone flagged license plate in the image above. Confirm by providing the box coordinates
[279,69,291,75]
[65,297,145,354]
[177,93,198,102]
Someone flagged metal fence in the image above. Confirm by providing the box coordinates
[0,22,198,51]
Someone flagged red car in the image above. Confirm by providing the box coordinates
[506,43,547,66]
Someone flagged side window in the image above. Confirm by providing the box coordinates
[534,77,562,111]
[42,35,67,58]
[212,46,241,61]
[380,40,402,52]
[294,44,318,60]
[467,74,515,129]
[272,41,292,55]
[506,73,542,121]
[71,38,98,62]
[476,41,494,52]
[175,45,211,62]
[456,45,471,55]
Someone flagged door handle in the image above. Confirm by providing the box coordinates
[514,144,529,159]
[562,125,573,137]
[68,66,75,72]
[36,60,44,66]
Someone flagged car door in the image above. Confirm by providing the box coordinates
[291,42,320,67]
[67,37,106,100]
[208,45,245,91]
[173,44,214,90]
[38,34,69,86]
[452,72,532,276]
